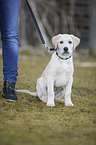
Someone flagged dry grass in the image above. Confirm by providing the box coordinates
[0,50,96,145]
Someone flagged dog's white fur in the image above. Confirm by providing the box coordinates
[17,34,80,106]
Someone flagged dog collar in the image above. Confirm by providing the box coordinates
[56,51,71,60]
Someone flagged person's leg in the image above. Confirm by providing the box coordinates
[0,0,20,101]
[0,0,20,83]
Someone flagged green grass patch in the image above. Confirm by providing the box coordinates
[0,52,96,145]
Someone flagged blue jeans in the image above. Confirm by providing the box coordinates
[0,0,20,83]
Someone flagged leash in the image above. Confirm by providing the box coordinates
[25,0,55,51]
[25,0,72,60]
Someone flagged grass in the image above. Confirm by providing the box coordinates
[0,50,96,145]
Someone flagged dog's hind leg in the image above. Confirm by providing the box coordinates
[55,87,65,103]
[55,98,65,102]
[36,77,47,103]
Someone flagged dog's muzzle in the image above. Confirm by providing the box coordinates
[63,47,69,54]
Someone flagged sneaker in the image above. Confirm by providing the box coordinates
[2,81,17,102]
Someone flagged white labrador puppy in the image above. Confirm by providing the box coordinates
[17,34,80,106]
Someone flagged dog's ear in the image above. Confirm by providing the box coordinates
[52,34,61,49]
[71,34,80,49]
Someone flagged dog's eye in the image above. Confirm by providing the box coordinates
[60,41,63,44]
[69,41,72,44]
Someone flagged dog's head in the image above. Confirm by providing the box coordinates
[52,34,80,58]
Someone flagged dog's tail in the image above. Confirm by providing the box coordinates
[16,90,38,97]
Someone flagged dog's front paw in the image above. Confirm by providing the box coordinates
[46,102,55,107]
[65,101,74,106]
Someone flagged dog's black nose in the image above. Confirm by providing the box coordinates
[64,47,68,52]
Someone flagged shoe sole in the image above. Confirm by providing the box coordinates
[4,99,17,102]
[2,93,17,102]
